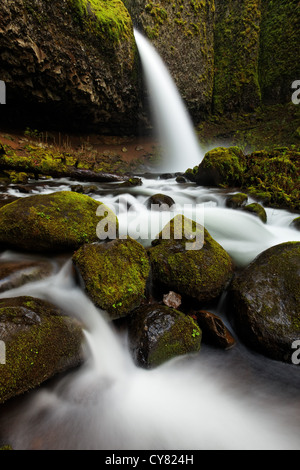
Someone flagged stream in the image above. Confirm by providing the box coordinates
[0,175,299,450]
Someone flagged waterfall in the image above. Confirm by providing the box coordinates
[134,29,204,173]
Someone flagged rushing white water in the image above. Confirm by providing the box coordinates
[134,29,204,173]
[0,256,299,450]
[1,178,300,450]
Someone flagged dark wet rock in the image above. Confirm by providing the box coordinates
[128,303,201,369]
[0,296,84,404]
[0,260,55,293]
[163,291,182,309]
[175,175,188,183]
[0,191,118,253]
[72,238,151,320]
[243,203,267,223]
[226,193,248,209]
[148,215,233,303]
[71,184,99,194]
[229,242,300,363]
[0,0,142,135]
[145,193,176,211]
[192,310,236,350]
[290,217,300,231]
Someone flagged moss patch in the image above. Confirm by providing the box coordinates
[0,191,118,253]
[67,0,134,44]
[72,238,151,319]
[148,215,233,303]
[0,296,84,404]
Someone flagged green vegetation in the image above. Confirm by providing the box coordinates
[186,146,300,212]
[148,215,233,303]
[0,296,83,404]
[72,239,151,320]
[67,0,134,43]
[0,191,118,252]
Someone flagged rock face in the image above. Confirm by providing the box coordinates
[0,296,84,404]
[0,0,142,134]
[0,0,298,132]
[148,215,233,303]
[229,242,300,363]
[117,0,216,122]
[72,238,151,320]
[0,191,118,253]
[0,260,54,293]
[128,303,202,368]
[213,0,261,115]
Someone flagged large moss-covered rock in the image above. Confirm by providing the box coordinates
[128,303,202,368]
[124,0,215,121]
[185,146,247,188]
[0,191,118,253]
[0,296,84,404]
[148,215,233,303]
[185,147,300,212]
[72,238,151,320]
[0,0,141,134]
[229,242,300,363]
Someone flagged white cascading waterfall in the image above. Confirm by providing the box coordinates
[134,29,204,173]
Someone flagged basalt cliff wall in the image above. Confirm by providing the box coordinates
[0,0,299,134]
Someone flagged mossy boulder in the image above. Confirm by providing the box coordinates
[185,147,246,187]
[128,303,202,369]
[72,238,151,320]
[185,147,300,212]
[229,242,300,363]
[243,202,267,223]
[226,193,248,209]
[0,296,84,404]
[0,191,118,253]
[291,217,300,231]
[148,215,234,303]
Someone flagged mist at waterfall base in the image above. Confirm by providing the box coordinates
[0,36,300,451]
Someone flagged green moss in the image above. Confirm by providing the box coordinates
[72,238,151,319]
[0,191,118,252]
[213,0,262,114]
[148,215,233,303]
[148,311,201,367]
[67,0,134,43]
[0,296,83,404]
[259,0,300,103]
[243,202,267,223]
[187,146,300,212]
